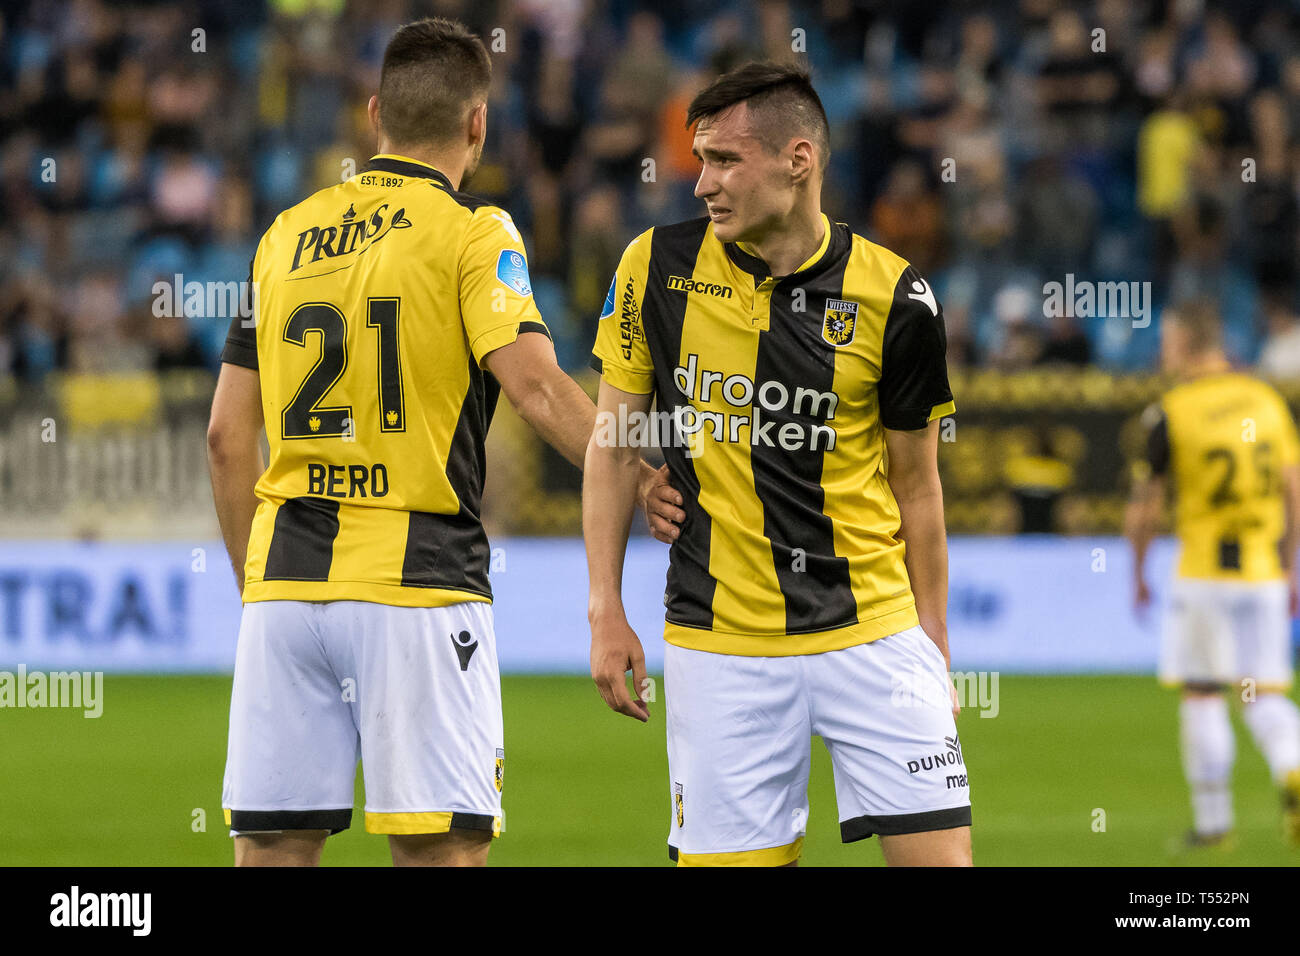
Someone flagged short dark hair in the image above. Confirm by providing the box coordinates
[686,61,830,170]
[378,18,492,148]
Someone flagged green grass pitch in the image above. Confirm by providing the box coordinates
[1,675,1296,866]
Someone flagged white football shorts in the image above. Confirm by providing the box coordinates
[222,599,504,837]
[1161,577,1295,692]
[664,624,971,866]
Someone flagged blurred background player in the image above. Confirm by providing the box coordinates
[1127,299,1300,848]
[209,17,677,867]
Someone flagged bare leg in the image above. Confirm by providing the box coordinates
[879,826,972,866]
[388,829,492,867]
[234,830,329,867]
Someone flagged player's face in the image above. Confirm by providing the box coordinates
[692,103,794,245]
[1160,320,1190,374]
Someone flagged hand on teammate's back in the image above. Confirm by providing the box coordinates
[641,464,685,544]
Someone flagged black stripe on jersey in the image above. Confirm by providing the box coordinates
[230,808,352,834]
[262,496,341,581]
[751,258,857,633]
[518,320,552,339]
[400,355,493,597]
[644,218,717,630]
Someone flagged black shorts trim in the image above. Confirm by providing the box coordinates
[449,811,497,832]
[1181,680,1229,694]
[230,808,353,835]
[841,805,971,843]
[668,844,678,862]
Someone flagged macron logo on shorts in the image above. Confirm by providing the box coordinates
[450,630,478,671]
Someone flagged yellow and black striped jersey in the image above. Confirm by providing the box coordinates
[1142,371,1299,582]
[221,154,548,606]
[591,214,954,655]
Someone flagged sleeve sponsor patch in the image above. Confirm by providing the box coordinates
[496,249,532,296]
[599,275,616,320]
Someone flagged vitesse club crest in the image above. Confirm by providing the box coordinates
[673,782,684,828]
[822,298,859,347]
[494,748,505,793]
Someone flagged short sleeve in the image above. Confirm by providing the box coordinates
[590,230,655,395]
[1142,403,1171,477]
[220,257,259,369]
[877,265,954,430]
[458,207,550,367]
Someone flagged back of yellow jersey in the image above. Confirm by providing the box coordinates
[221,155,547,606]
[1144,372,1300,581]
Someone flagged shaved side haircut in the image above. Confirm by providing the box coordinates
[379,17,492,148]
[686,61,831,170]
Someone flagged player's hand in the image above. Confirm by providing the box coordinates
[950,679,961,719]
[1289,579,1298,618]
[590,614,651,722]
[639,463,684,544]
[1134,578,1152,619]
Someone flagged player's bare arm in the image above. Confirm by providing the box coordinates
[1124,472,1165,613]
[207,362,265,595]
[582,380,653,722]
[885,421,950,662]
[483,332,683,544]
[1282,464,1300,615]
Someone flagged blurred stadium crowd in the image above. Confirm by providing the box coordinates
[7,0,1300,382]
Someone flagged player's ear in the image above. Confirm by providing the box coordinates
[367,95,380,136]
[789,138,815,186]
[468,101,487,147]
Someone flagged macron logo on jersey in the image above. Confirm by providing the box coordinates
[496,249,532,297]
[907,277,939,317]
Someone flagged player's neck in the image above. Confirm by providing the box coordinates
[1182,352,1231,380]
[739,203,826,278]
[377,142,467,190]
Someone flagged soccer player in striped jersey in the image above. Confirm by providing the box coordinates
[207,18,679,867]
[584,62,971,866]
[1127,300,1300,849]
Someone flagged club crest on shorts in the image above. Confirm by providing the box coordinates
[673,782,684,828]
[822,299,858,346]
[494,748,505,793]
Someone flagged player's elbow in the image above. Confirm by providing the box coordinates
[508,367,570,434]
[206,416,255,468]
[889,463,943,507]
[1123,498,1154,541]
[584,422,637,473]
